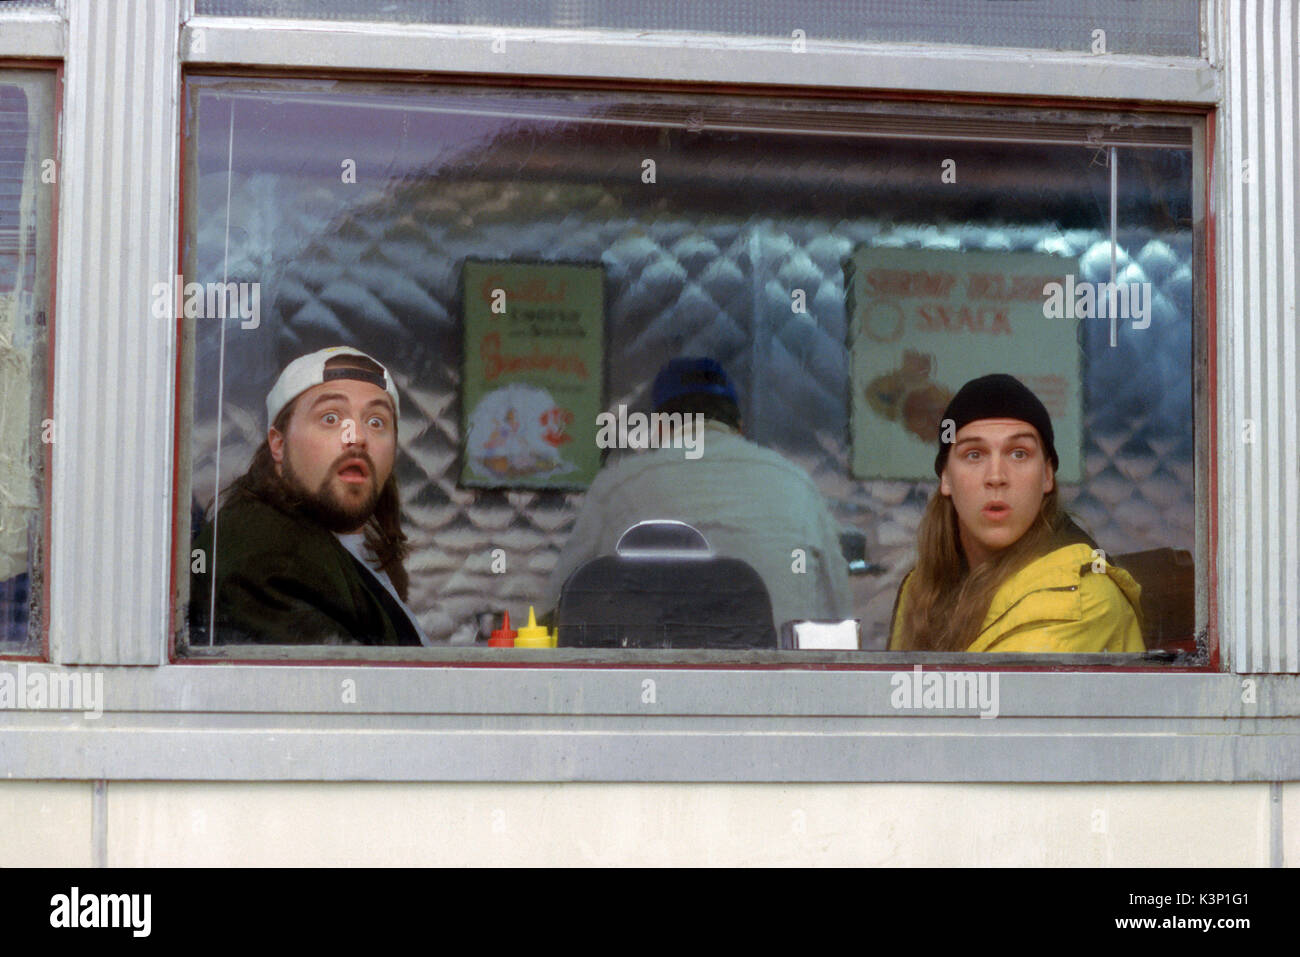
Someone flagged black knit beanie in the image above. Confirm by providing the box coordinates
[934,373,1059,477]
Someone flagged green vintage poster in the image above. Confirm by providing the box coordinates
[460,260,605,489]
[848,247,1081,483]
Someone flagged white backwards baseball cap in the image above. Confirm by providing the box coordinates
[265,346,400,427]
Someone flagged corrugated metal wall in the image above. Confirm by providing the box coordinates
[1221,0,1300,673]
[52,0,180,664]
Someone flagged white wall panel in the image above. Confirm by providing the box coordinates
[102,781,1272,867]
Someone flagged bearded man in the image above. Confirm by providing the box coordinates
[190,347,426,645]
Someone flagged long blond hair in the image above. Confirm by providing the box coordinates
[895,487,1062,651]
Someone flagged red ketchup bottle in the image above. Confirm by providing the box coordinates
[488,611,518,648]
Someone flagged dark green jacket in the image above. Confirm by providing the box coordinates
[189,494,421,646]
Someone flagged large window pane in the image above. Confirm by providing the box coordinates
[180,76,1202,659]
[0,71,55,654]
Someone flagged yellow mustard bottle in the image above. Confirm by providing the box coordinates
[514,606,551,648]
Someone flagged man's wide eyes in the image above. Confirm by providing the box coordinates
[319,412,386,429]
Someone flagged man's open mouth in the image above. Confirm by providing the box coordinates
[337,460,371,483]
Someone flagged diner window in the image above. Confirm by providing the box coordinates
[0,69,55,656]
[177,75,1205,664]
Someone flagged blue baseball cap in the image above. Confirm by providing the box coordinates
[652,357,739,410]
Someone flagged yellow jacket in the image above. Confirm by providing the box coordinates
[889,542,1145,653]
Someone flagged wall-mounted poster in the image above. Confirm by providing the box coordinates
[847,246,1082,483]
[460,260,606,489]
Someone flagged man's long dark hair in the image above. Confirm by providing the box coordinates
[213,395,411,602]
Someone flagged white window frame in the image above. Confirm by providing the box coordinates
[6,0,1299,783]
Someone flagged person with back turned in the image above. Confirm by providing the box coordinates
[546,357,853,634]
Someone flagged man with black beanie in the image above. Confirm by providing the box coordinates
[889,373,1143,653]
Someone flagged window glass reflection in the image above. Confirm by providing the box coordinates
[182,77,1199,656]
[0,72,55,654]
